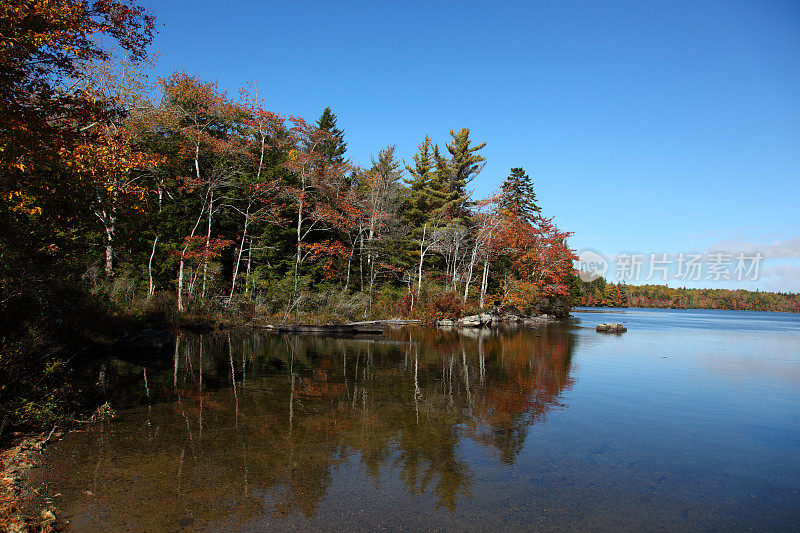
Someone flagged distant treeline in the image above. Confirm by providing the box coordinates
[572,277,800,313]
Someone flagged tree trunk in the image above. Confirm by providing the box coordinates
[463,238,479,301]
[104,223,114,279]
[177,258,186,311]
[451,237,459,292]
[245,234,252,294]
[188,267,199,301]
[344,245,355,291]
[417,223,427,296]
[294,192,302,294]
[102,205,116,278]
[242,132,265,298]
[229,202,250,301]
[201,189,213,298]
[407,273,416,312]
[178,141,205,312]
[359,231,365,291]
[101,177,118,279]
[367,214,376,290]
[148,235,159,298]
[479,260,489,308]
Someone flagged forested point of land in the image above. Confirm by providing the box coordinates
[572,278,800,313]
[0,1,576,435]
[4,0,793,444]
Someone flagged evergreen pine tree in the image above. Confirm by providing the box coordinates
[500,167,541,224]
[444,128,485,221]
[368,145,403,210]
[405,135,435,187]
[370,145,403,187]
[402,136,437,228]
[429,143,453,217]
[315,106,347,164]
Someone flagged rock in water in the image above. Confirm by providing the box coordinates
[457,315,482,327]
[596,323,627,333]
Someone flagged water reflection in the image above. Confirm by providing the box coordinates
[40,326,576,530]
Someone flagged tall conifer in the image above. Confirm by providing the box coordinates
[500,167,541,224]
[315,106,347,164]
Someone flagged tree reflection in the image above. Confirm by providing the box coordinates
[49,325,576,530]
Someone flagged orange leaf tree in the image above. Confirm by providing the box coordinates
[160,72,245,309]
[0,0,155,219]
[488,198,577,312]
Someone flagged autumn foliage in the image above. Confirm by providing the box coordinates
[0,0,583,331]
[574,278,800,313]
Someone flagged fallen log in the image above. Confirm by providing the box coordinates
[263,324,385,335]
[346,319,422,326]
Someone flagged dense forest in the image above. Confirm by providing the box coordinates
[0,1,576,432]
[573,277,800,313]
[0,1,576,327]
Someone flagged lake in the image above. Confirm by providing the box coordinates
[25,308,800,531]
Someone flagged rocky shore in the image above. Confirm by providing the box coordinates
[436,306,561,328]
[1,430,63,532]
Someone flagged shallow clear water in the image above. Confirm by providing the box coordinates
[27,309,800,531]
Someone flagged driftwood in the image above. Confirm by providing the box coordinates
[263,324,385,335]
[347,319,422,326]
[261,318,425,336]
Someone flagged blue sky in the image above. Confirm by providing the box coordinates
[143,0,800,292]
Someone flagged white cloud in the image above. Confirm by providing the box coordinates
[759,264,800,292]
[708,235,800,259]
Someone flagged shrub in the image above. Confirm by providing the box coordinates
[137,291,179,326]
[433,291,463,319]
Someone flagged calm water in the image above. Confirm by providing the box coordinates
[26,309,800,531]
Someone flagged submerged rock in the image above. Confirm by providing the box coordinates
[596,323,627,333]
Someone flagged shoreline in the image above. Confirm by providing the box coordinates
[1,429,64,532]
[1,313,565,530]
[3,306,794,529]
